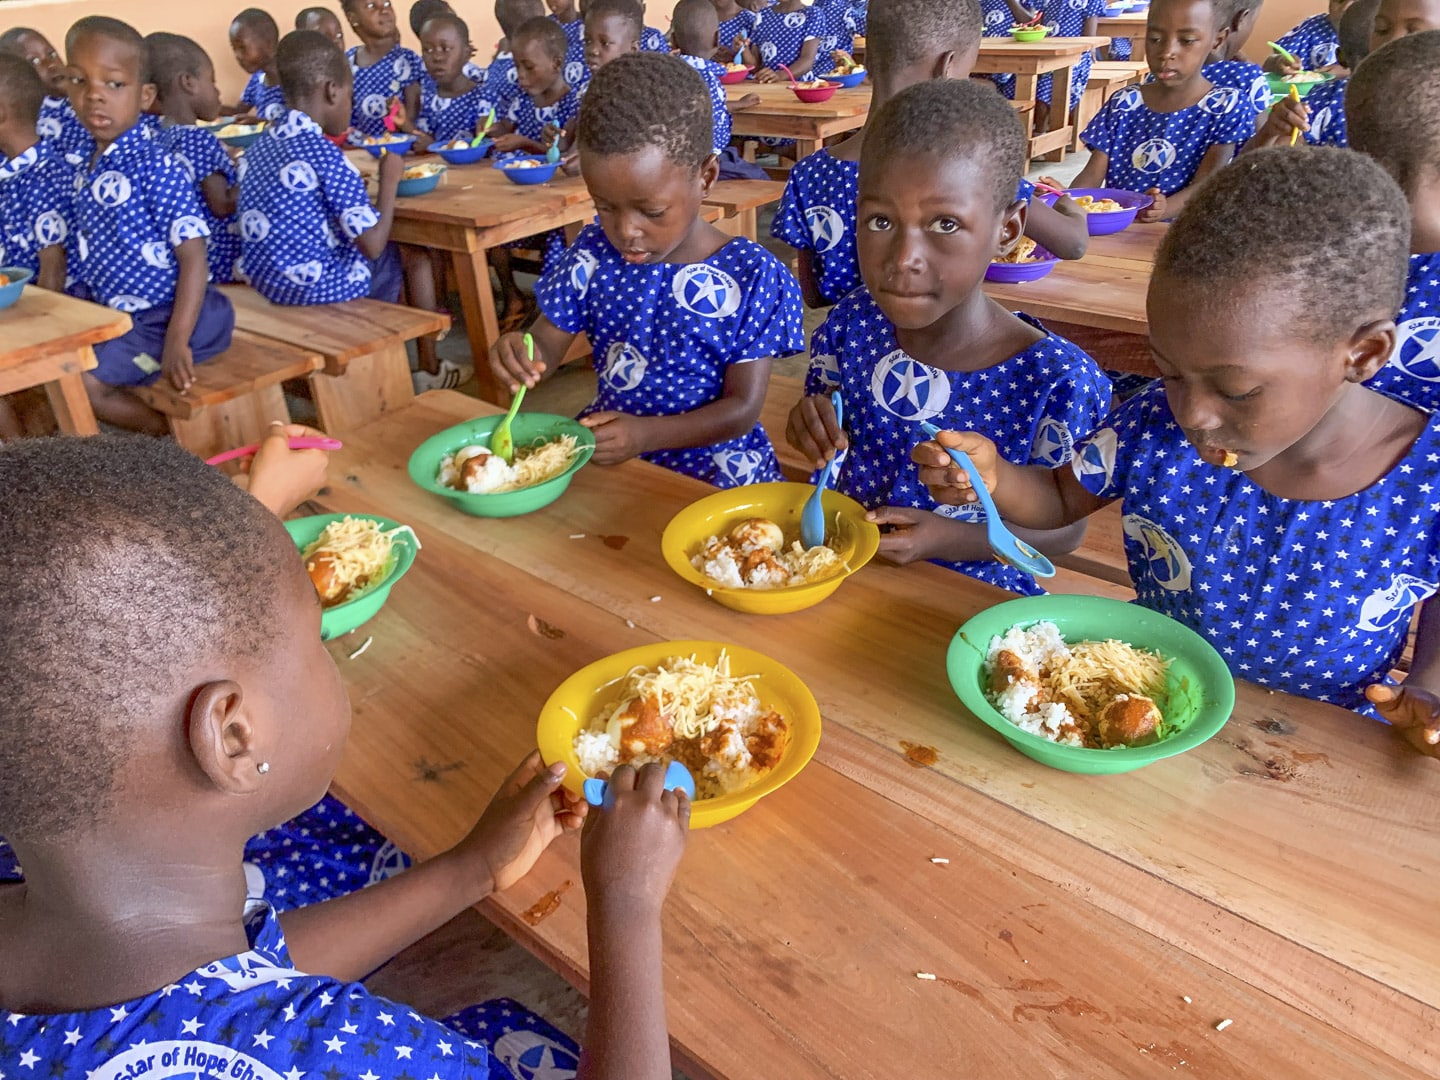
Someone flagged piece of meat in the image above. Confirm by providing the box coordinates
[1097,694,1161,748]
[988,648,1035,695]
[305,552,347,606]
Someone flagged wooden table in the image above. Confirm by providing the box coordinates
[723,82,870,159]
[315,390,1439,1080]
[1094,11,1148,50]
[973,38,1113,161]
[0,288,131,434]
[1080,220,1166,269]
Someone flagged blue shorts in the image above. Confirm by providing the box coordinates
[717,146,770,181]
[86,285,236,387]
[368,243,403,303]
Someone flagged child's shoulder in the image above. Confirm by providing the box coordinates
[786,146,860,192]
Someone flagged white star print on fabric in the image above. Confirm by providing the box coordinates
[237,109,381,304]
[503,88,581,147]
[241,71,289,123]
[718,8,761,52]
[1200,59,1271,118]
[808,288,1110,595]
[0,141,74,281]
[347,44,424,136]
[0,903,584,1079]
[751,5,832,77]
[480,53,521,115]
[680,54,734,153]
[1071,384,1440,711]
[416,76,498,143]
[70,124,212,311]
[1275,13,1341,71]
[1370,252,1440,411]
[38,95,90,165]
[1299,76,1348,147]
[1082,84,1252,196]
[537,224,803,487]
[157,124,241,283]
[640,25,670,52]
[1031,0,1108,107]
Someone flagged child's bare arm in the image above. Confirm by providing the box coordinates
[1244,96,1308,152]
[1151,142,1235,221]
[489,315,576,392]
[1005,0,1037,18]
[1067,149,1109,191]
[200,171,238,219]
[912,429,1112,530]
[355,150,403,258]
[35,244,66,293]
[1365,600,1440,758]
[790,37,821,79]
[1023,196,1089,261]
[159,237,209,391]
[794,248,827,309]
[866,507,1088,566]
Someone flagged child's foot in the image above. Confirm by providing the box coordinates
[412,359,473,393]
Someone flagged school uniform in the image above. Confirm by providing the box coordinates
[236,108,401,305]
[416,75,498,143]
[481,51,520,112]
[537,224,804,487]
[641,25,671,52]
[1203,58,1271,117]
[156,123,240,284]
[718,7,763,53]
[681,54,733,153]
[556,15,590,91]
[1300,75,1348,146]
[1036,0,1107,107]
[347,43,424,136]
[814,0,856,61]
[1,902,582,1080]
[503,86,582,145]
[239,70,288,122]
[1368,252,1440,412]
[1275,12,1340,70]
[809,289,1110,595]
[752,6,833,77]
[0,141,74,281]
[69,124,233,386]
[980,0,1020,96]
[37,94,90,166]
[463,58,486,81]
[1081,83,1252,197]
[1072,382,1440,710]
[1110,37,1132,60]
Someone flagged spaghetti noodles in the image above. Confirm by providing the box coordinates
[301,517,407,608]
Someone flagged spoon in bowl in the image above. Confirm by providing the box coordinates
[800,390,844,549]
[491,334,533,464]
[583,760,697,807]
[918,422,1055,578]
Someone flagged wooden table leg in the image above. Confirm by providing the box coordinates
[1042,63,1077,163]
[451,246,506,405]
[794,137,821,159]
[44,359,99,436]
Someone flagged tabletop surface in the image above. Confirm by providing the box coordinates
[312,391,1438,1080]
[976,36,1115,56]
[0,287,132,365]
[723,81,871,118]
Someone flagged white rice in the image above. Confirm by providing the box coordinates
[984,621,1086,747]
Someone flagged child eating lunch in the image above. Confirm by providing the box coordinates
[1265,0,1353,71]
[1054,0,1252,222]
[671,0,770,180]
[742,0,833,81]
[490,52,803,487]
[915,147,1440,755]
[297,5,348,49]
[412,11,497,143]
[342,0,424,138]
[787,79,1108,593]
[484,0,546,114]
[228,8,287,121]
[0,433,690,1079]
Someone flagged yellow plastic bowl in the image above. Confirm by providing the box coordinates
[535,640,822,828]
[660,482,880,615]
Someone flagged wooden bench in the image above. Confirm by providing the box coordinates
[132,330,323,459]
[705,180,789,242]
[1073,61,1149,150]
[220,286,450,433]
[760,372,809,481]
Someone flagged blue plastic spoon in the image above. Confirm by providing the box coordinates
[800,390,844,549]
[918,421,1055,579]
[583,760,697,806]
[545,140,561,164]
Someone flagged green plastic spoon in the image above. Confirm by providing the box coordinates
[491,334,532,464]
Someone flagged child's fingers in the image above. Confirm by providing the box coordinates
[866,505,923,527]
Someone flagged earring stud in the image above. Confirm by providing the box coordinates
[257,762,270,774]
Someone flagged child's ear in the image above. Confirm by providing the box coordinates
[1345,319,1397,382]
[178,70,198,97]
[995,198,1028,260]
[1213,24,1231,54]
[187,680,268,796]
[698,152,719,196]
[140,81,157,112]
[932,49,957,80]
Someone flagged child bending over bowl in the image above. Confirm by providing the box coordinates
[786,79,1109,597]
[914,147,1440,756]
[0,433,689,1080]
[490,52,803,487]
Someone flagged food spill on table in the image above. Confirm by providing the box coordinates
[411,756,465,782]
[527,613,565,639]
[521,879,574,926]
[600,534,629,549]
[900,741,939,767]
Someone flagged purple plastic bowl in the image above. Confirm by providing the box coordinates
[1065,187,1153,235]
[985,248,1060,284]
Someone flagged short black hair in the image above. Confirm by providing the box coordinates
[1156,147,1409,344]
[420,11,471,42]
[0,53,44,124]
[1337,0,1380,65]
[1349,31,1440,196]
[497,0,547,38]
[670,0,717,56]
[66,16,150,82]
[296,6,341,31]
[410,0,453,36]
[145,32,211,97]
[865,0,982,78]
[0,436,287,840]
[231,7,281,45]
[0,27,45,57]
[586,0,644,39]
[513,15,568,61]
[577,51,712,167]
[277,29,351,100]
[860,77,1025,213]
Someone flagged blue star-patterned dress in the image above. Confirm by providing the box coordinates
[236,109,382,304]
[537,224,804,486]
[1081,84,1251,196]
[770,148,859,305]
[1276,12,1340,69]
[504,87,582,144]
[157,123,240,283]
[482,51,521,113]
[1368,252,1440,412]
[681,54,733,152]
[718,8,763,52]
[347,43,424,136]
[0,142,73,280]
[752,5,833,77]
[557,16,590,91]
[808,289,1110,594]
[641,25,671,51]
[1110,36,1132,60]
[418,76,499,143]
[37,95,90,166]
[0,901,582,1080]
[70,123,211,310]
[1071,383,1440,710]
[1203,58,1271,117]
[814,0,856,60]
[1300,75,1347,146]
[1036,0,1107,106]
[240,70,288,122]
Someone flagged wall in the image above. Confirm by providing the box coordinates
[1244,0,1326,63]
[0,0,503,100]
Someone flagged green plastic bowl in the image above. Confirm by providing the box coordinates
[946,595,1235,774]
[1264,71,1333,100]
[284,513,419,641]
[406,412,595,518]
[1010,25,1051,41]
